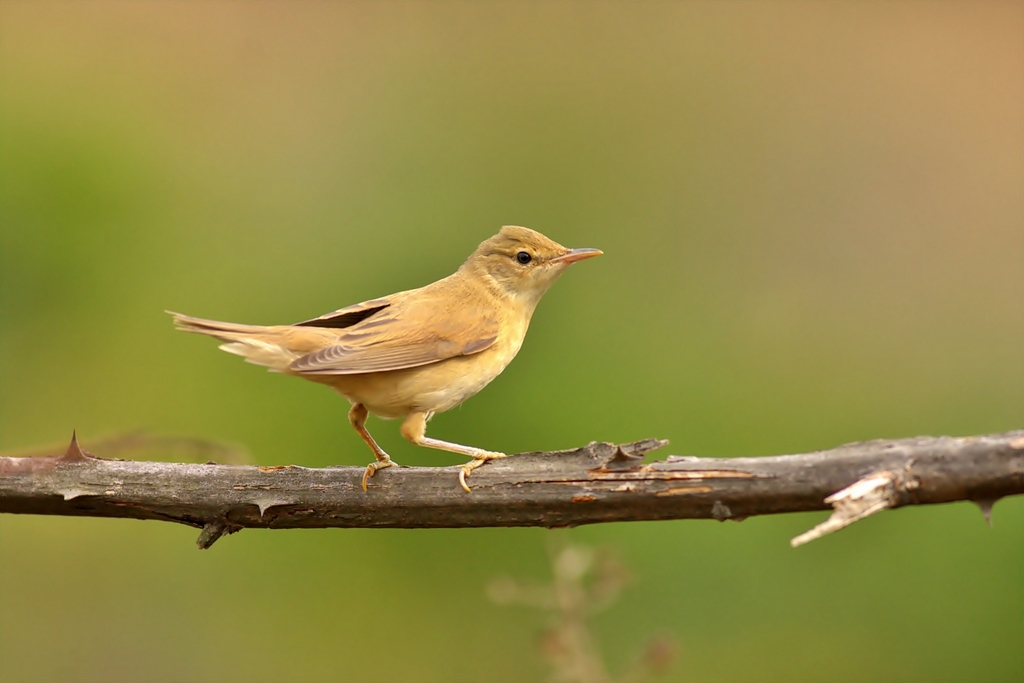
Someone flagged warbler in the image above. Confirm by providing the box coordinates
[171,226,601,492]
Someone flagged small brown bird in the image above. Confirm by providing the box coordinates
[171,226,601,492]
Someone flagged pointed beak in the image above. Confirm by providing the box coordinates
[550,247,603,265]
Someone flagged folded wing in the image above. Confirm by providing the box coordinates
[289,294,499,375]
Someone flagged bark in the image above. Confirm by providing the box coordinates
[1,430,1022,549]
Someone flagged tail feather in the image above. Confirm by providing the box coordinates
[170,311,269,338]
[168,311,299,371]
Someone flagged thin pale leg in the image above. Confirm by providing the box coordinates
[400,411,506,493]
[349,403,396,492]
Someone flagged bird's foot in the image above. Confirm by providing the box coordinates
[459,452,507,493]
[362,456,398,492]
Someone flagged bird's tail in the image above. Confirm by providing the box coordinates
[168,311,300,371]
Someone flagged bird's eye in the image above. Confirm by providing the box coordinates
[515,251,532,265]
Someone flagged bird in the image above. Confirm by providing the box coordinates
[170,226,602,492]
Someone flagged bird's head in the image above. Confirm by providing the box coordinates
[464,226,602,306]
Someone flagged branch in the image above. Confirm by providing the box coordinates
[2,431,1022,549]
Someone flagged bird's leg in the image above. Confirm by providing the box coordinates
[400,411,506,493]
[349,403,396,492]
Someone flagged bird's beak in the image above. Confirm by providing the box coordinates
[550,247,603,265]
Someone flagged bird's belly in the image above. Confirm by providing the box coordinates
[317,342,521,419]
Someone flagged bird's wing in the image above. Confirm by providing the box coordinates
[288,294,499,375]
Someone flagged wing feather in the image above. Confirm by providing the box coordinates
[288,292,499,375]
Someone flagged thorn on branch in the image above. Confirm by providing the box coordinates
[974,499,997,527]
[614,438,670,460]
[580,438,670,473]
[63,432,91,462]
[0,431,94,474]
[254,497,290,517]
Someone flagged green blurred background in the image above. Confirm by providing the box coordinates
[1,2,1021,681]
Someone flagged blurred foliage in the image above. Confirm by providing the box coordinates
[489,539,676,683]
[1,3,1021,682]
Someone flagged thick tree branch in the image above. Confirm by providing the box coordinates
[2,431,1022,549]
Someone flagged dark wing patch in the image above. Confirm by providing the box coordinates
[294,300,390,329]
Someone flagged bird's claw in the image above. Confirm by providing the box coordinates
[362,457,397,492]
[459,452,507,493]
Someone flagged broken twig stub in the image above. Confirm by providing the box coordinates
[790,471,906,547]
